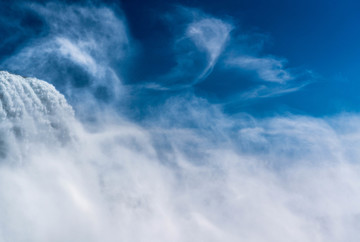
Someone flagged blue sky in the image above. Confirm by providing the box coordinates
[120,0,360,116]
[1,0,360,118]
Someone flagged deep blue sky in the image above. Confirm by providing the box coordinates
[119,0,360,116]
[1,0,360,118]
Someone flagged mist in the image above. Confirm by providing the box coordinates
[0,2,359,242]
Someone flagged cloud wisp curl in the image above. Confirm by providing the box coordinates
[186,17,232,80]
[143,8,232,90]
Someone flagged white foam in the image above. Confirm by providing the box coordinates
[0,71,75,161]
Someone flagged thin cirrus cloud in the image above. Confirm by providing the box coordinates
[235,80,309,100]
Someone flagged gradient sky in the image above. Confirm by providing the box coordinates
[1,0,360,119]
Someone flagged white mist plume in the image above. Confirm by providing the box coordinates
[0,3,360,242]
[1,72,360,242]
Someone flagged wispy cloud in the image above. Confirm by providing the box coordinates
[216,33,314,102]
[226,55,293,83]
[55,37,99,75]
